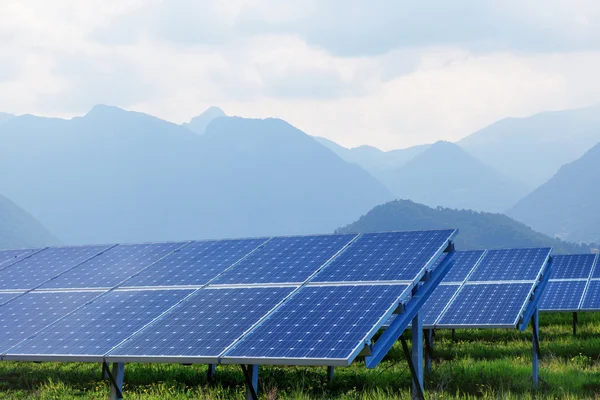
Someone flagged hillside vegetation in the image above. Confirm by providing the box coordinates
[337,200,591,254]
[0,193,59,249]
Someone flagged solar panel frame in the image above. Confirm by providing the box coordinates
[539,280,587,312]
[311,229,457,284]
[220,283,412,366]
[3,288,194,362]
[549,254,597,280]
[105,286,296,365]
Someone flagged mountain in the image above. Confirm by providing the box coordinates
[337,200,590,254]
[313,136,430,179]
[183,106,226,134]
[0,105,393,244]
[0,192,59,249]
[507,143,600,244]
[380,141,529,212]
[459,105,600,188]
[0,112,14,126]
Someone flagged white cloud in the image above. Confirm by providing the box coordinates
[1,0,600,150]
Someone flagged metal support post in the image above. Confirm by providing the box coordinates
[532,308,540,388]
[241,364,258,400]
[101,361,109,379]
[424,328,434,374]
[412,312,424,399]
[573,312,578,336]
[451,328,456,341]
[327,366,335,382]
[109,362,125,400]
[207,364,216,381]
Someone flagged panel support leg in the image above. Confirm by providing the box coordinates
[327,366,334,382]
[102,361,109,380]
[424,328,434,375]
[409,312,425,399]
[207,364,216,381]
[573,312,578,336]
[109,362,124,400]
[241,364,258,400]
[451,328,456,341]
[532,308,540,388]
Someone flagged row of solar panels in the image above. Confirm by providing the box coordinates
[0,230,455,366]
[539,254,600,312]
[393,248,551,329]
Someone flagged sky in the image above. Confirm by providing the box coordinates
[1,0,600,150]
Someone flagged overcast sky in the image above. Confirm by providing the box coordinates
[1,0,600,149]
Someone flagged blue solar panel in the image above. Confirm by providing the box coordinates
[0,292,23,306]
[539,280,586,311]
[441,250,485,283]
[312,230,455,283]
[5,289,192,358]
[437,283,533,327]
[421,284,460,326]
[108,287,294,360]
[0,291,101,353]
[122,239,267,287]
[580,280,600,311]
[0,248,40,268]
[40,242,187,289]
[224,284,409,362]
[589,255,600,279]
[551,254,597,280]
[467,248,551,282]
[0,245,111,290]
[212,234,357,285]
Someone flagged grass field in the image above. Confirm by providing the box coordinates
[1,312,599,399]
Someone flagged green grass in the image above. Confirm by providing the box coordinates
[2,312,600,399]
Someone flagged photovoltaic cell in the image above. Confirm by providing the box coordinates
[468,248,551,282]
[421,284,460,326]
[0,245,111,290]
[539,280,586,311]
[211,234,357,285]
[441,250,485,283]
[312,230,455,283]
[437,283,533,327]
[121,238,267,287]
[224,284,409,362]
[0,292,23,306]
[580,280,600,311]
[40,242,187,289]
[0,248,39,268]
[108,287,294,360]
[551,254,597,280]
[0,291,101,353]
[5,289,192,358]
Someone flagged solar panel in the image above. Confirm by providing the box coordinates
[211,234,357,285]
[107,287,294,362]
[0,291,101,353]
[467,248,551,282]
[312,230,455,283]
[122,238,268,287]
[40,242,187,290]
[421,284,461,326]
[223,284,409,364]
[551,254,597,280]
[589,255,600,279]
[539,280,586,311]
[0,245,111,290]
[0,292,23,306]
[436,283,533,328]
[4,289,192,360]
[580,280,600,311]
[0,248,40,268]
[441,250,485,283]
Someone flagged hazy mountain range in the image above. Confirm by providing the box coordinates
[508,142,600,244]
[0,103,598,248]
[0,193,59,249]
[0,105,391,244]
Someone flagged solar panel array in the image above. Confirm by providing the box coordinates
[406,247,551,329]
[539,254,600,312]
[0,229,457,366]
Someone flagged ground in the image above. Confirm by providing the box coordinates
[0,313,599,399]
